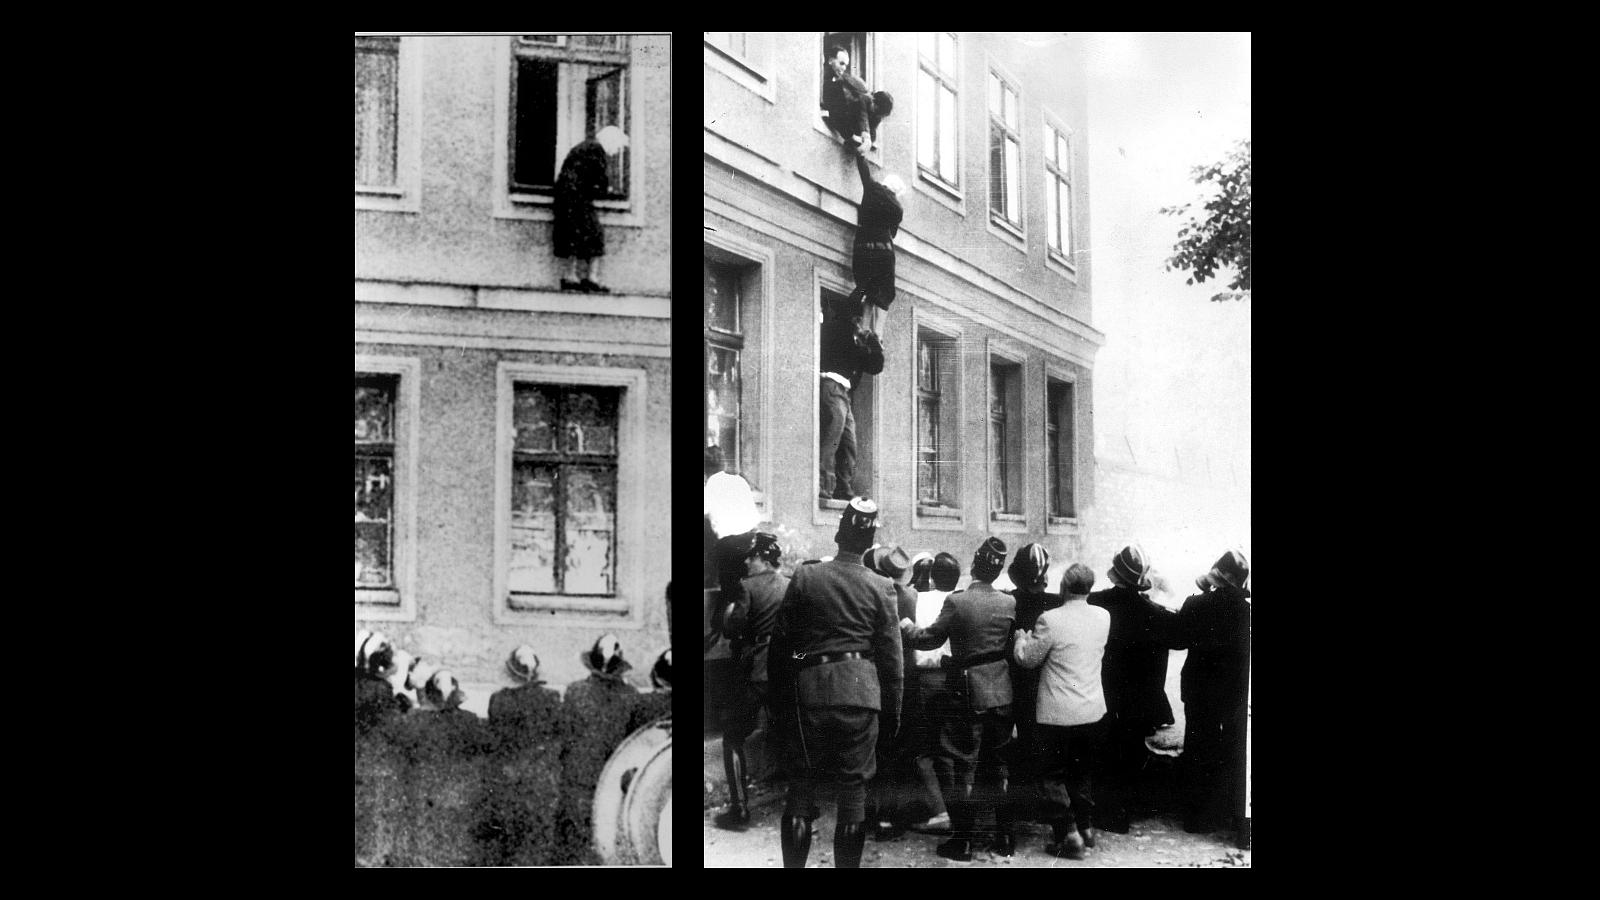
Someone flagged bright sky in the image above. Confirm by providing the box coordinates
[1084,32,1251,486]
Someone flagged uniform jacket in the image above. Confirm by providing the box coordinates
[1175,585,1251,710]
[728,568,790,683]
[769,550,903,721]
[1013,595,1110,726]
[905,581,1016,711]
[1089,585,1178,729]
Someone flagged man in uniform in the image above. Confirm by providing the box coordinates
[1087,543,1177,833]
[901,537,1017,860]
[1175,549,1251,845]
[769,499,903,868]
[714,532,789,830]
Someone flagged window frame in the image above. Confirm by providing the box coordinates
[355,354,421,620]
[985,343,1027,530]
[703,230,776,517]
[813,32,884,165]
[911,308,966,530]
[704,32,776,103]
[355,34,422,213]
[914,31,964,211]
[812,267,881,523]
[494,362,647,624]
[704,257,746,478]
[492,35,647,226]
[984,59,1027,250]
[1045,366,1080,528]
[1043,108,1078,278]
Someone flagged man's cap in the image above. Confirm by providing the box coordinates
[839,496,879,532]
[747,532,782,564]
[973,536,1008,573]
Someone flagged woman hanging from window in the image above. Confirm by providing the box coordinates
[554,124,629,293]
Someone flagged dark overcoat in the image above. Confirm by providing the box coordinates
[389,708,497,867]
[553,139,610,259]
[1089,585,1178,730]
[728,568,789,684]
[556,673,639,865]
[486,683,566,867]
[1175,586,1251,713]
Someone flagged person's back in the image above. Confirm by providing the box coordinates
[1089,584,1177,725]
[1178,586,1250,705]
[1025,600,1111,725]
[558,636,640,865]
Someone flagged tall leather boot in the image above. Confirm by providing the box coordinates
[936,785,974,861]
[834,822,867,868]
[781,815,814,868]
[713,742,751,830]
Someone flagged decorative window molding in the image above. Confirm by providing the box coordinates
[355,35,422,213]
[355,354,421,620]
[493,363,647,625]
[704,229,777,521]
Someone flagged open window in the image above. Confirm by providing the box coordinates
[817,285,877,510]
[510,35,631,201]
[1047,376,1076,520]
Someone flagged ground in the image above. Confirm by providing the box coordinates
[704,802,1249,868]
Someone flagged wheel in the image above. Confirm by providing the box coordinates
[592,716,672,864]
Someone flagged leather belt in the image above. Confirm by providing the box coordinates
[856,241,893,251]
[946,648,1009,670]
[792,650,867,669]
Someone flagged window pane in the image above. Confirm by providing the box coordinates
[355,520,391,587]
[1047,173,1060,251]
[514,386,558,452]
[354,455,393,524]
[561,387,619,455]
[1058,134,1070,171]
[521,35,565,46]
[706,344,740,466]
[513,58,560,189]
[1005,136,1021,224]
[704,259,740,332]
[586,65,628,198]
[919,395,940,454]
[939,32,955,73]
[510,462,559,594]
[919,31,936,63]
[354,38,399,186]
[988,73,1001,114]
[990,418,1005,511]
[563,466,615,594]
[354,382,394,442]
[1003,84,1017,128]
[938,86,958,183]
[918,339,936,391]
[355,456,393,588]
[989,125,1005,211]
[1043,124,1055,166]
[917,70,937,171]
[1060,180,1072,253]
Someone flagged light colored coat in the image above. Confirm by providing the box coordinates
[1012,594,1110,726]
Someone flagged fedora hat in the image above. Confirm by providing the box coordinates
[1008,543,1051,590]
[651,649,672,691]
[972,536,1008,577]
[581,632,633,678]
[1198,548,1250,596]
[879,546,913,584]
[1108,544,1153,591]
[506,645,542,683]
[862,546,885,574]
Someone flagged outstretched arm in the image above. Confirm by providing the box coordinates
[856,151,873,189]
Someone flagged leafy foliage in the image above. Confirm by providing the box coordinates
[1162,139,1250,299]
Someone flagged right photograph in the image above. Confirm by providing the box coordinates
[701,33,1250,868]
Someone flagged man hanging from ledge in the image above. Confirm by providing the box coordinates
[818,292,884,503]
[846,145,905,337]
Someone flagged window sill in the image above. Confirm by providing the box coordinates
[915,503,965,531]
[819,497,848,510]
[493,192,639,226]
[356,189,420,214]
[986,214,1027,255]
[813,115,883,167]
[1046,249,1079,282]
[917,504,961,518]
[507,594,632,616]
[915,169,966,216]
[1046,515,1080,535]
[355,588,402,606]
[989,512,1028,534]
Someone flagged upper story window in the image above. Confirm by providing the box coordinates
[354,373,398,592]
[916,32,960,192]
[512,35,631,201]
[354,36,400,190]
[509,383,621,598]
[988,70,1023,232]
[705,32,750,61]
[704,32,776,101]
[705,258,745,474]
[1044,120,1074,262]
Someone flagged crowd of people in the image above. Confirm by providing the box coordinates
[707,494,1251,868]
[354,625,671,867]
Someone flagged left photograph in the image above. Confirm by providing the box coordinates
[355,33,672,867]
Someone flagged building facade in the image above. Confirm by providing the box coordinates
[356,34,672,706]
[703,32,1102,590]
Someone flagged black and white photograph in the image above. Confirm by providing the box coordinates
[355,32,673,866]
[701,32,1250,868]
